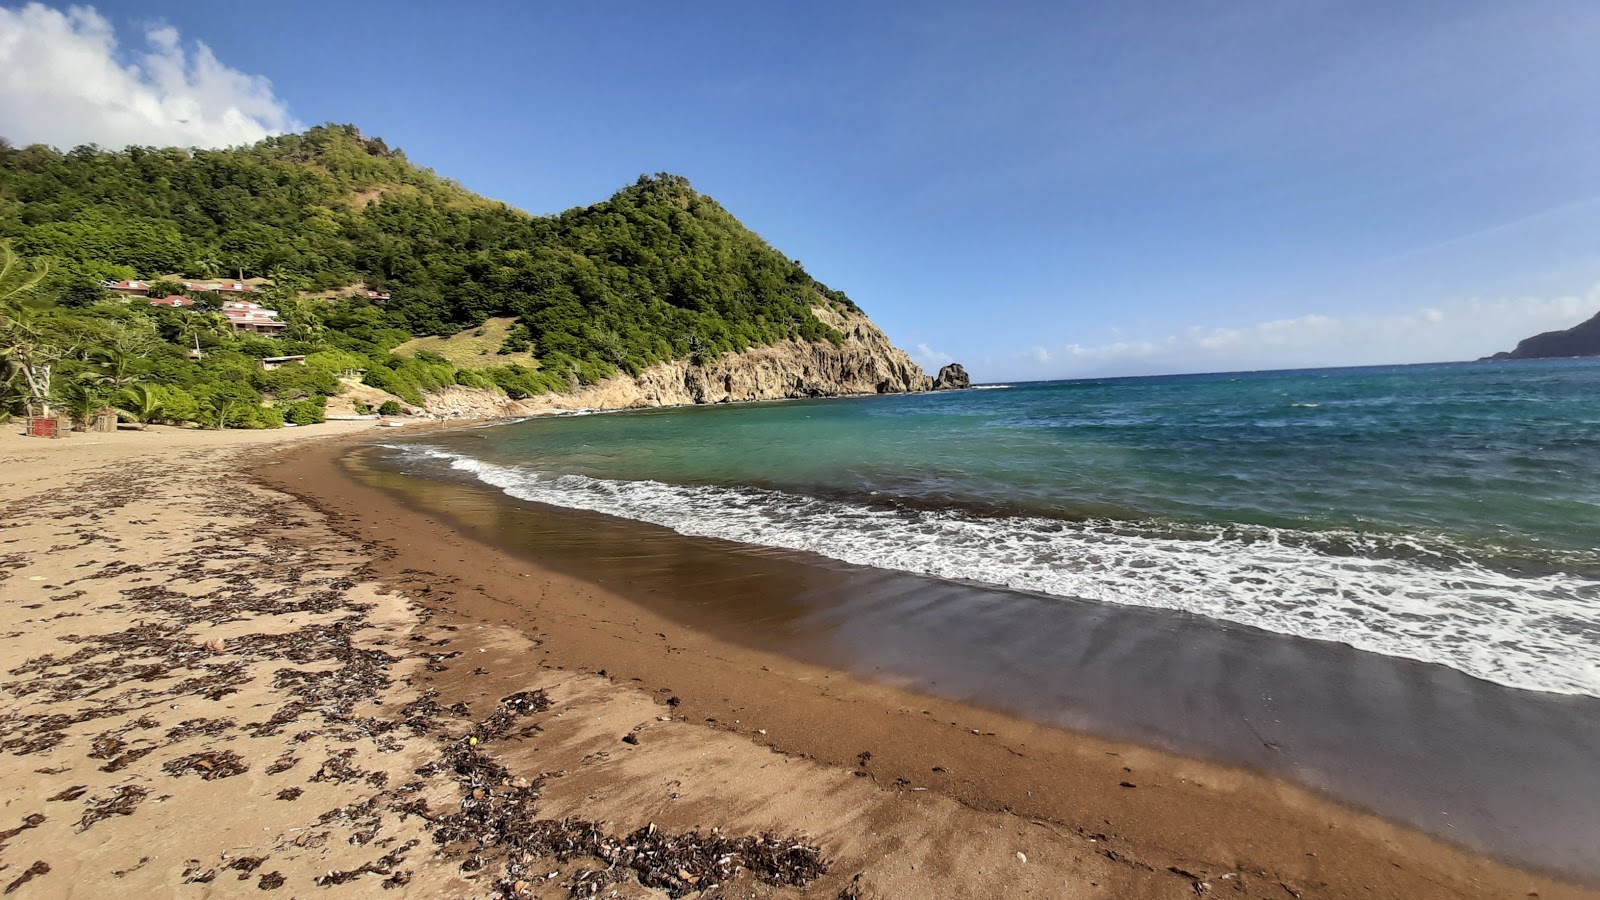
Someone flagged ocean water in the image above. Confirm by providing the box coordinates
[393,358,1600,697]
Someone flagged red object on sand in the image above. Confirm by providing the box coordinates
[26,417,62,438]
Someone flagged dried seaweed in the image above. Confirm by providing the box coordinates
[77,785,149,832]
[227,856,267,879]
[0,813,45,853]
[163,750,249,780]
[165,717,236,741]
[3,861,50,895]
[419,690,827,898]
[265,753,299,775]
[311,839,417,887]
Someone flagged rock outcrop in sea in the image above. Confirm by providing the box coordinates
[420,306,948,418]
[1483,309,1600,360]
[933,363,971,390]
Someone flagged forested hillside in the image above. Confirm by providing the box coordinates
[0,125,903,426]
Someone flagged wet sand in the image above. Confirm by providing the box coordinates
[251,432,1600,897]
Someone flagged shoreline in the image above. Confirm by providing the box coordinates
[0,420,1591,897]
[262,428,1596,897]
[344,429,1600,884]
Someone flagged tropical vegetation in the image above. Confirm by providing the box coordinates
[0,124,866,426]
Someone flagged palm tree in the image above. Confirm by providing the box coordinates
[175,312,229,358]
[112,384,164,429]
[57,379,109,431]
[82,320,160,389]
[87,346,141,391]
[0,240,47,303]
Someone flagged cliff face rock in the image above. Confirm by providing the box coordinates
[933,363,971,390]
[419,307,936,418]
[1483,310,1600,361]
[613,306,933,406]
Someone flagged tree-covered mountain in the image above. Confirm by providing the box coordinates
[2,124,862,369]
[0,125,925,426]
[1483,311,1600,361]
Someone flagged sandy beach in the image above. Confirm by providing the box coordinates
[0,422,1592,899]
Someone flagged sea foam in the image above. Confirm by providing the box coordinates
[395,445,1600,698]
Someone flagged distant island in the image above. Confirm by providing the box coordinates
[1483,309,1600,361]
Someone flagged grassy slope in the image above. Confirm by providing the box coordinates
[392,317,537,369]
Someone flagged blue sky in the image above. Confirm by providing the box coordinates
[3,1,1599,380]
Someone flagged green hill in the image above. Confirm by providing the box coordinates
[0,125,879,425]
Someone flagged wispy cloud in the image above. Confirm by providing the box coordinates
[913,342,954,372]
[1026,290,1599,378]
[0,3,297,150]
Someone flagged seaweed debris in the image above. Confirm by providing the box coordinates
[419,689,828,898]
[163,749,249,780]
[3,861,50,895]
[76,785,149,832]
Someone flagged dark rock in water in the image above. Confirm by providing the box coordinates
[1483,309,1600,360]
[933,363,971,390]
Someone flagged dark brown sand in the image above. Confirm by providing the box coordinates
[342,441,1600,886]
[246,431,1600,899]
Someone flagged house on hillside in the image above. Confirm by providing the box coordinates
[221,300,289,335]
[365,290,390,301]
[103,280,152,296]
[258,355,306,370]
[146,295,194,308]
[176,279,255,293]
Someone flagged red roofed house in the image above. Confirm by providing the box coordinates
[146,295,194,308]
[103,280,152,296]
[365,290,390,301]
[221,300,289,335]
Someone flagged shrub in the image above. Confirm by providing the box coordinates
[305,349,370,375]
[279,397,326,425]
[159,387,199,424]
[193,381,276,429]
[377,400,404,416]
[487,364,565,400]
[361,364,421,405]
[454,369,497,390]
[255,364,340,400]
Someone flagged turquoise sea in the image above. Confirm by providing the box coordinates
[393,357,1600,698]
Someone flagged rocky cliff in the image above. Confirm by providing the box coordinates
[933,363,971,390]
[421,306,940,418]
[1483,310,1600,361]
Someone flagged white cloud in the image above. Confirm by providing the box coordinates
[1041,289,1600,378]
[0,3,297,150]
[913,342,954,372]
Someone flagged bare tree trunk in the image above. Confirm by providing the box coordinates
[17,357,51,417]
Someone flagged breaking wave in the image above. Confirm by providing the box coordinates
[394,445,1600,698]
